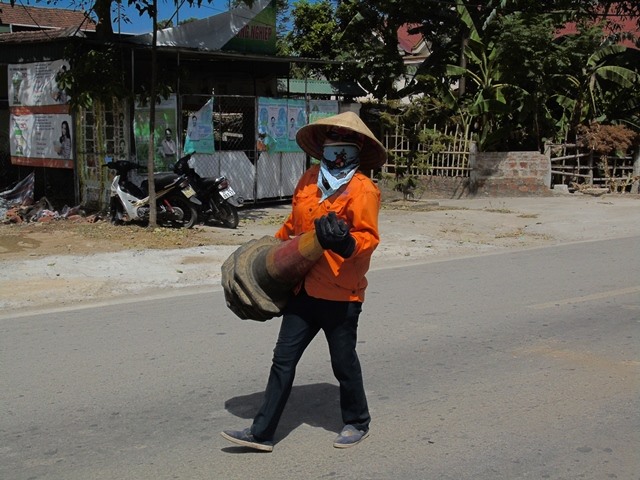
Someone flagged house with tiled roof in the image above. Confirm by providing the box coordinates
[397,23,430,65]
[356,23,431,104]
[0,1,96,33]
[557,14,639,49]
[394,24,431,103]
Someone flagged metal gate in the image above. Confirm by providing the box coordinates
[180,94,306,204]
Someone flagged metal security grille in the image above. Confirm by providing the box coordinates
[183,95,258,201]
[182,95,308,203]
[213,96,256,154]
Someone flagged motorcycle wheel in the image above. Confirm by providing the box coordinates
[109,198,125,225]
[162,195,198,229]
[210,200,239,229]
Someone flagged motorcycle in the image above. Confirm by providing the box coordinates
[173,153,240,229]
[104,159,200,229]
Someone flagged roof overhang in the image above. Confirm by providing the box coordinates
[277,78,366,97]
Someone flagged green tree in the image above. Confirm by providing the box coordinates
[552,34,640,142]
[491,12,564,150]
[283,0,340,79]
[413,1,639,149]
[439,2,526,151]
[283,0,417,99]
[334,0,407,100]
[275,0,292,54]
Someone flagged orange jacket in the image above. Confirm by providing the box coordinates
[275,165,380,302]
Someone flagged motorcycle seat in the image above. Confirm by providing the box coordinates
[141,173,181,193]
[200,177,219,189]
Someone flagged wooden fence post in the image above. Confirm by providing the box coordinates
[544,142,552,188]
[633,145,640,194]
[468,140,478,194]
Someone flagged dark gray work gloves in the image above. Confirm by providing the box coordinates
[314,211,356,258]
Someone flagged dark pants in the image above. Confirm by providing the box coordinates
[251,290,371,441]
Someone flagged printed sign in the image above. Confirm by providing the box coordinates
[309,100,339,123]
[184,98,215,155]
[223,0,276,54]
[133,95,178,172]
[8,60,73,168]
[257,98,306,153]
[10,113,73,161]
[8,59,70,108]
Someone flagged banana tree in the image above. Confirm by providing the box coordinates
[552,44,640,142]
[441,2,526,151]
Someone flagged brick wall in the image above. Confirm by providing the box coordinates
[415,175,471,199]
[380,149,553,198]
[470,151,552,197]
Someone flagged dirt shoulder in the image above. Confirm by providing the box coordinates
[1,192,639,316]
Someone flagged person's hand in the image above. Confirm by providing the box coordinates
[314,211,356,258]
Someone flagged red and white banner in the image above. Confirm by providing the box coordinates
[8,60,73,169]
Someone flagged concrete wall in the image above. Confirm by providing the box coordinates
[469,148,552,197]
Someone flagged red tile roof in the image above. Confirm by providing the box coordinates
[0,2,96,31]
[556,11,639,49]
[0,26,86,44]
[397,23,427,56]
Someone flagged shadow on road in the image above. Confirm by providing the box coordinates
[223,382,343,450]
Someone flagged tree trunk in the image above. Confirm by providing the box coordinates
[94,0,114,39]
[458,36,467,97]
[147,0,158,227]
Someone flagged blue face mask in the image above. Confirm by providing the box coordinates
[322,144,360,170]
[317,143,361,202]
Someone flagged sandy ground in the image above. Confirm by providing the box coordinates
[1,193,639,317]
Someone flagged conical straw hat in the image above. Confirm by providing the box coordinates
[296,111,387,170]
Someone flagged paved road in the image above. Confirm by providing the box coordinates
[2,237,639,480]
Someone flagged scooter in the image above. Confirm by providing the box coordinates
[104,159,200,229]
[173,153,240,229]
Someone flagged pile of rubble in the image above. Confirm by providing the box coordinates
[0,172,100,224]
[1,197,94,224]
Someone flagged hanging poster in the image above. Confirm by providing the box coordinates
[9,113,74,168]
[8,59,70,108]
[257,98,305,153]
[183,98,215,155]
[309,100,339,123]
[8,60,73,169]
[133,95,178,172]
